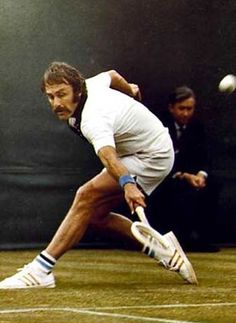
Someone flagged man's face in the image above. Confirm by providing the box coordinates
[169,97,195,126]
[45,82,79,120]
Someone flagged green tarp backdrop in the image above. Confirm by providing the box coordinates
[0,0,235,248]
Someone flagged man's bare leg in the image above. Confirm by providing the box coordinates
[46,170,136,259]
[89,211,142,250]
[0,170,141,289]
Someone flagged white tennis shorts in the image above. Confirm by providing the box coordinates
[121,146,174,196]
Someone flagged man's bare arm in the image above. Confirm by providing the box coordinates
[98,145,146,212]
[108,70,142,101]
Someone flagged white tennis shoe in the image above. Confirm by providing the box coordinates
[161,231,198,284]
[0,263,55,289]
[131,222,198,284]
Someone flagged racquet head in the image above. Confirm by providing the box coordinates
[131,221,169,250]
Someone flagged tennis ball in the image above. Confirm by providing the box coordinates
[218,74,236,93]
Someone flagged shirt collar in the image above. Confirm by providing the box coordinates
[68,92,88,126]
[174,122,186,130]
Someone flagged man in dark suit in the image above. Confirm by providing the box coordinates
[150,86,220,252]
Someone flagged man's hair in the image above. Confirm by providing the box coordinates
[168,86,195,105]
[41,61,86,95]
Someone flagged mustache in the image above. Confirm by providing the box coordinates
[54,106,70,114]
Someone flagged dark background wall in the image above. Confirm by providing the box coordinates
[0,0,235,248]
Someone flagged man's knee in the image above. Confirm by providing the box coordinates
[73,182,98,209]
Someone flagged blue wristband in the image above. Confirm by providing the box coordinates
[119,175,136,188]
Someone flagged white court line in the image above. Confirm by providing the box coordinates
[0,307,195,323]
[86,302,236,310]
[0,303,235,323]
[0,308,193,323]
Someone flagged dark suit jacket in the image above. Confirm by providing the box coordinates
[159,111,209,176]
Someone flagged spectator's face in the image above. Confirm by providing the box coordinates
[45,82,79,120]
[169,97,195,126]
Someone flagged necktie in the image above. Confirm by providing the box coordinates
[177,125,185,139]
[175,125,185,154]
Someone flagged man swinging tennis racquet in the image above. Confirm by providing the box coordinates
[0,62,197,289]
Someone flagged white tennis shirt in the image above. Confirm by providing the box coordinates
[78,72,174,194]
[82,73,169,155]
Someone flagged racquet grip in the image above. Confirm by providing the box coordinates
[135,206,149,225]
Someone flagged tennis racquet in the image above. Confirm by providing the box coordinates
[131,206,169,250]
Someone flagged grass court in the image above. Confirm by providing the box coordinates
[0,248,235,322]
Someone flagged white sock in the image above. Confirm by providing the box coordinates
[33,250,56,274]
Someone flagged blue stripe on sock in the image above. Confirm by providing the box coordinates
[36,257,54,271]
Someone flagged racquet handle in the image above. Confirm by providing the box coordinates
[135,206,149,225]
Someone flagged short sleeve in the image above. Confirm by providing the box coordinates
[86,72,111,88]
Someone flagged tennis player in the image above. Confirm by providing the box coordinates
[0,62,197,289]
